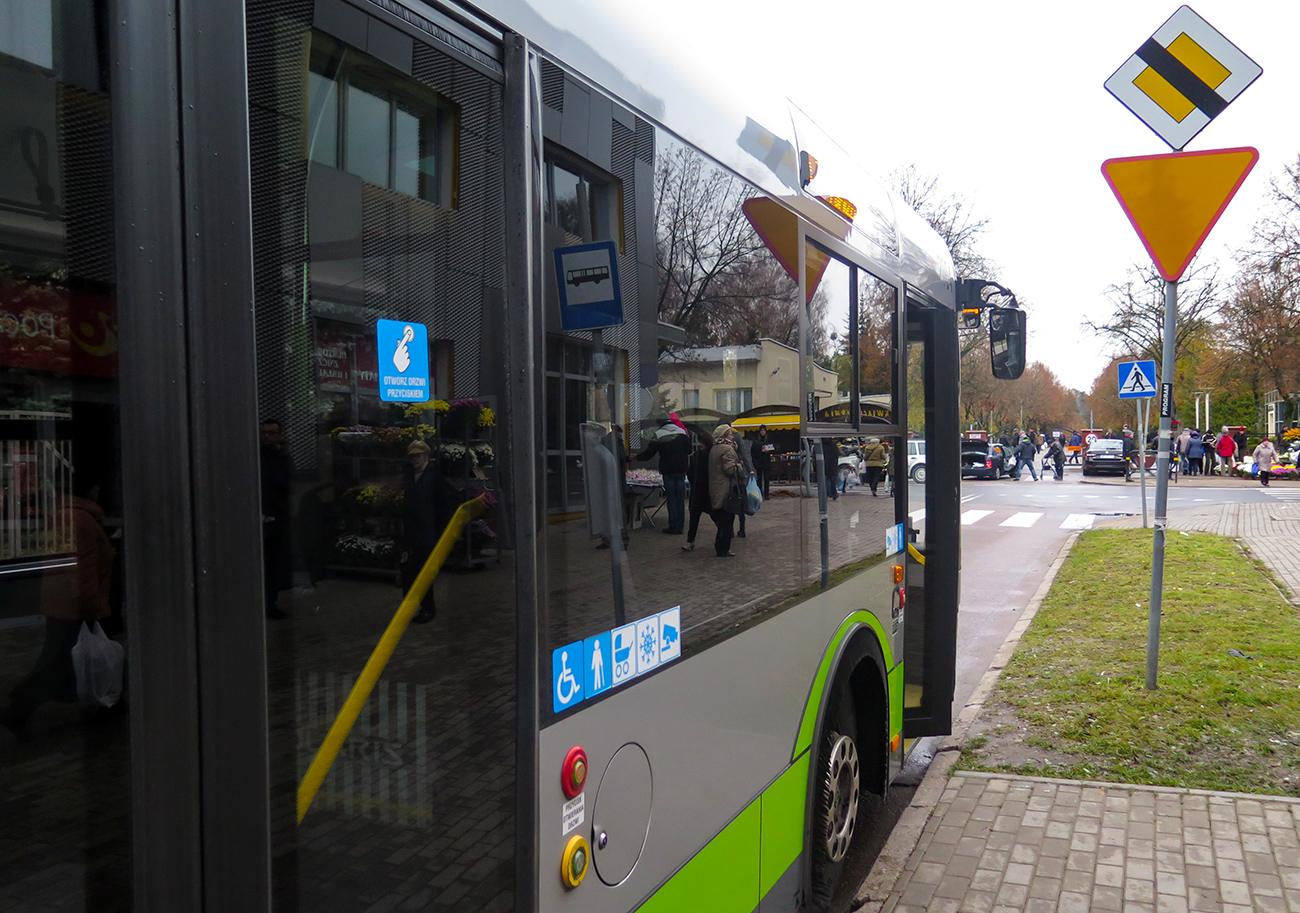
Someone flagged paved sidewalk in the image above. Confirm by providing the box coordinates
[857,501,1300,913]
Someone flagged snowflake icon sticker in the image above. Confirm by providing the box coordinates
[634,615,660,675]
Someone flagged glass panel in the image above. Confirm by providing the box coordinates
[345,82,389,188]
[550,162,582,239]
[392,107,420,197]
[542,117,809,698]
[903,311,931,711]
[250,15,512,910]
[307,70,338,168]
[859,272,896,423]
[0,3,132,907]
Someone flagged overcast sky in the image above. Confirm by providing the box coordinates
[609,1,1298,392]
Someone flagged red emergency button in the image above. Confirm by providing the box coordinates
[561,746,588,798]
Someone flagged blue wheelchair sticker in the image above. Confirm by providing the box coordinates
[552,641,584,713]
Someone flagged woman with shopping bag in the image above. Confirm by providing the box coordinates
[1,479,118,735]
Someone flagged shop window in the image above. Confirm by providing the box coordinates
[308,34,452,205]
[544,150,621,245]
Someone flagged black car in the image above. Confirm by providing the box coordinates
[1082,438,1129,476]
[961,439,1014,480]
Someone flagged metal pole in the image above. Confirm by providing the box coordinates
[1138,399,1148,528]
[1147,279,1177,690]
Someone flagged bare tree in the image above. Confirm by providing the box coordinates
[1084,262,1219,365]
[889,164,995,280]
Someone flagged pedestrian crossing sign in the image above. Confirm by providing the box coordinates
[1118,360,1158,399]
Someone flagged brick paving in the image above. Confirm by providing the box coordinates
[867,494,1300,913]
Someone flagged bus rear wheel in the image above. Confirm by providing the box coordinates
[810,677,860,910]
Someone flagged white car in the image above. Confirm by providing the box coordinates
[907,439,926,483]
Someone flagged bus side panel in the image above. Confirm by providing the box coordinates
[538,561,897,912]
[636,801,760,913]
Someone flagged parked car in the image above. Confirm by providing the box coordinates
[907,439,926,483]
[1082,438,1129,476]
[961,439,1013,480]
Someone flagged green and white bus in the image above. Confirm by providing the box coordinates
[0,0,1023,910]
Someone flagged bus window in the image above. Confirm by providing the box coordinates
[801,243,900,576]
[249,13,516,911]
[542,118,809,701]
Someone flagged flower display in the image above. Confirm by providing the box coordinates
[626,468,663,487]
[333,534,396,563]
[404,400,449,418]
[478,406,496,428]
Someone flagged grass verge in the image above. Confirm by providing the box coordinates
[960,528,1300,796]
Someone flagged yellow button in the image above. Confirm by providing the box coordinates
[561,835,590,889]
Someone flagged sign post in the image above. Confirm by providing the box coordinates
[1101,5,1261,690]
[1118,359,1157,527]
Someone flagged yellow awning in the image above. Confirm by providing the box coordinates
[731,414,800,431]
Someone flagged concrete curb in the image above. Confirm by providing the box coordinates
[851,530,1082,912]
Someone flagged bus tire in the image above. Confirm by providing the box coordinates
[809,674,860,911]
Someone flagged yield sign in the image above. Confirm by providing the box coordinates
[1101,147,1258,282]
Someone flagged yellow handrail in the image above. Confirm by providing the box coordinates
[296,494,488,822]
[907,543,926,565]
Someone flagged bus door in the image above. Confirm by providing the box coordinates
[901,294,960,738]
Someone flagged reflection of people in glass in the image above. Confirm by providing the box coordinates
[598,424,630,550]
[752,425,771,500]
[1,477,116,736]
[680,431,713,552]
[862,437,887,496]
[821,437,840,501]
[635,416,690,535]
[734,431,756,538]
[260,419,294,619]
[707,424,743,558]
[400,440,454,623]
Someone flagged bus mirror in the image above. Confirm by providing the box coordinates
[959,308,981,331]
[989,307,1026,380]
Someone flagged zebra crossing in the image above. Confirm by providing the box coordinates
[1263,488,1300,502]
[959,508,1102,530]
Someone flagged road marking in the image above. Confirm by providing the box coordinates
[999,512,1044,528]
[1059,514,1096,530]
[909,509,926,522]
[1082,495,1100,499]
[961,510,994,525]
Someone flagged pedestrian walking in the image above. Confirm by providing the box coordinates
[1253,437,1278,487]
[862,437,888,496]
[753,425,772,499]
[1187,429,1204,475]
[1216,427,1237,474]
[1013,436,1038,481]
[1047,436,1065,480]
[681,432,713,552]
[634,417,691,535]
[707,425,744,557]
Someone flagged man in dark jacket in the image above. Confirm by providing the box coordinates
[1013,436,1038,481]
[635,419,691,534]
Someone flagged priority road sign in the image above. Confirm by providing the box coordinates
[1101,147,1257,282]
[1105,5,1261,151]
[1118,360,1158,399]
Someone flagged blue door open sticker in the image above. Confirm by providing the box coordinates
[376,319,430,402]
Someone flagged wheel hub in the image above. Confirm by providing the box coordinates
[821,732,860,862]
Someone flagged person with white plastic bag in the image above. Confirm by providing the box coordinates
[1,480,119,736]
